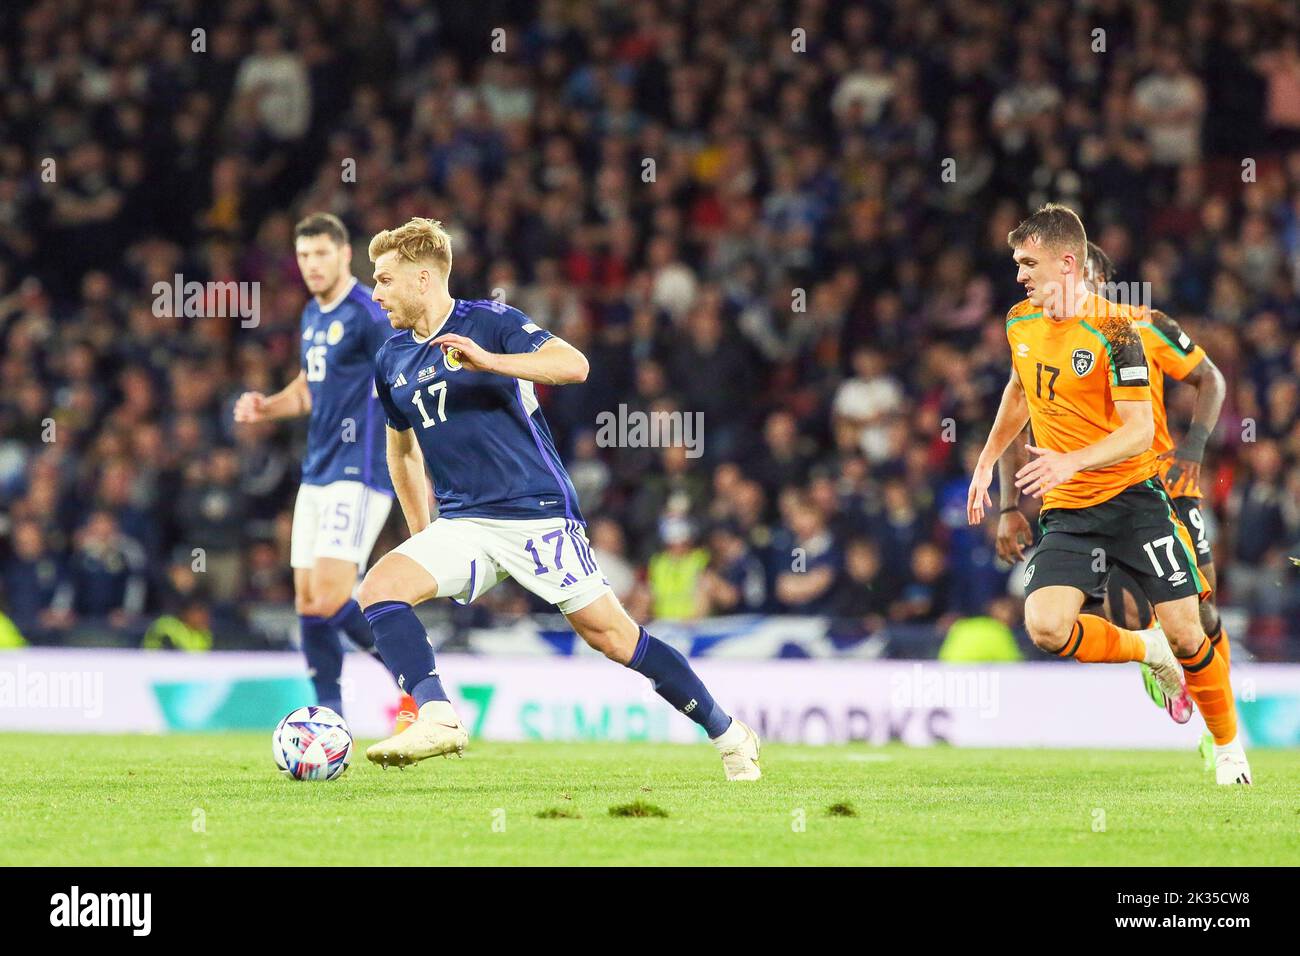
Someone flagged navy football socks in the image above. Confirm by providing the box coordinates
[363,600,448,706]
[627,627,732,738]
[329,598,376,651]
[300,614,344,715]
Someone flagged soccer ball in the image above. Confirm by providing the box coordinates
[272,706,353,781]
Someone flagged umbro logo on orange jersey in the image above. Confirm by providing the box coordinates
[1017,343,1030,357]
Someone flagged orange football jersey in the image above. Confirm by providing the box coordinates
[1133,311,1208,499]
[1006,294,1157,509]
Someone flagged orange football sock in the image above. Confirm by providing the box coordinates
[1179,637,1237,745]
[1058,614,1146,663]
[1208,621,1231,670]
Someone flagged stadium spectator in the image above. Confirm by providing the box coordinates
[699,522,767,616]
[647,515,709,620]
[0,518,69,643]
[0,0,1297,660]
[773,492,841,614]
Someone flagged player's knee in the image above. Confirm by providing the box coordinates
[1163,622,1204,658]
[297,588,351,619]
[1023,607,1073,654]
[356,562,434,609]
[355,571,388,610]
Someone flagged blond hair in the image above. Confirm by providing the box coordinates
[368,218,453,275]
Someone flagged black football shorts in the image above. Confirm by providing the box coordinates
[1023,478,1208,606]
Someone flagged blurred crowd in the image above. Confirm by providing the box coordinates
[1,0,1299,657]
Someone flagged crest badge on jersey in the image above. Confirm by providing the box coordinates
[1071,348,1095,377]
[326,320,345,345]
[443,346,463,371]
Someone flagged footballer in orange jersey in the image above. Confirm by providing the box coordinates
[967,204,1249,784]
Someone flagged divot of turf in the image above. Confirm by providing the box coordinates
[609,800,668,818]
[826,801,858,817]
[536,807,581,819]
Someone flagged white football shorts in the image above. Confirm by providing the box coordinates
[290,480,393,569]
[393,515,611,614]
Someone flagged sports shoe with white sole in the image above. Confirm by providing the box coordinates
[715,720,761,781]
[366,704,468,769]
[1137,628,1194,724]
[1215,751,1252,786]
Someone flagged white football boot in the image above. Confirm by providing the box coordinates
[713,719,761,781]
[366,701,468,768]
[1213,737,1253,786]
[1136,627,1194,724]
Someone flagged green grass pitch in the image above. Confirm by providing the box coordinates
[2,734,1296,866]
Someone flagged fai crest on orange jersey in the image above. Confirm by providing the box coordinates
[1071,348,1095,376]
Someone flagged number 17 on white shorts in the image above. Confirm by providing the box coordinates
[393,516,611,615]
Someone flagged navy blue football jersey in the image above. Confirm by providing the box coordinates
[374,299,583,522]
[300,278,395,492]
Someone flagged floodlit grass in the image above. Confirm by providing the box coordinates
[1,734,1296,866]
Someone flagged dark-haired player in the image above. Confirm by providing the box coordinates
[235,213,414,726]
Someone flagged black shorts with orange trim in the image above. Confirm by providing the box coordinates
[1022,478,1209,606]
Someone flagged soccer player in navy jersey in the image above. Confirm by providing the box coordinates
[358,218,761,780]
[235,213,414,724]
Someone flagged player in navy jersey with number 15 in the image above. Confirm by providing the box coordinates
[234,213,414,727]
[357,218,761,780]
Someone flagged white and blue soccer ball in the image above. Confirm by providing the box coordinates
[272,706,353,781]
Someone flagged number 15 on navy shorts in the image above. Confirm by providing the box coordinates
[393,516,610,614]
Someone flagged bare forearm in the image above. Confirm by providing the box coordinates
[1069,418,1154,472]
[998,426,1030,509]
[1189,362,1226,437]
[776,566,833,604]
[487,345,588,386]
[264,375,310,419]
[977,379,1030,472]
[389,451,432,535]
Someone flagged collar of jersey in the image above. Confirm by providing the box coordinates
[1042,291,1107,329]
[316,276,358,314]
[1057,291,1130,327]
[411,299,457,344]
